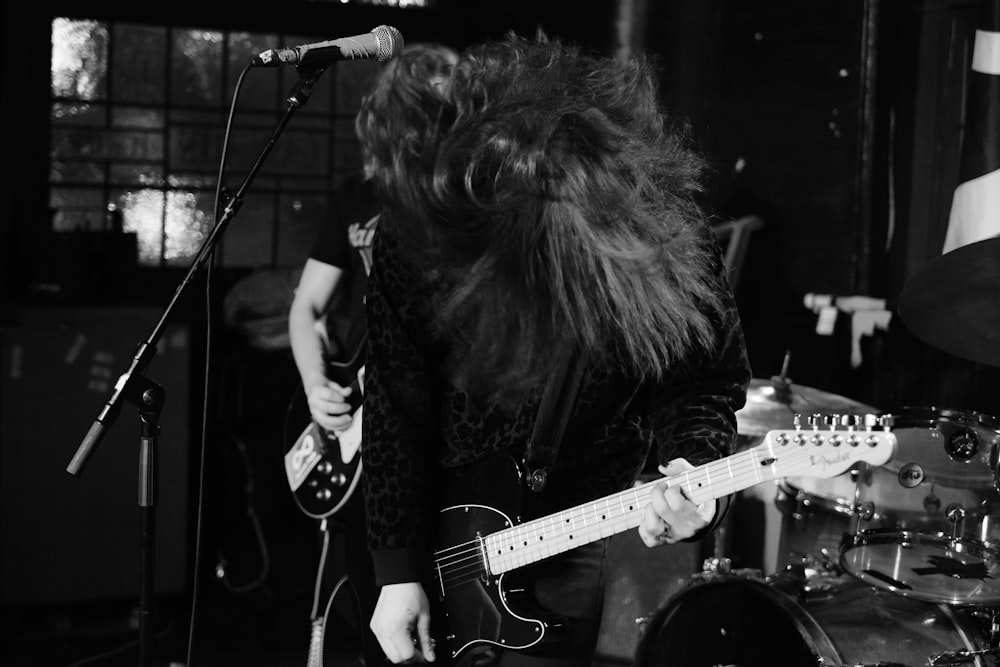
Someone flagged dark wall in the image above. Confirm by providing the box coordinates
[646,0,886,386]
[640,0,999,417]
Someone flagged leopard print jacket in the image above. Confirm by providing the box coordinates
[361,232,751,586]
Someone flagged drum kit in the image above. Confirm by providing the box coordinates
[636,238,1000,667]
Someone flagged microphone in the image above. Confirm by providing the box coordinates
[251,25,404,68]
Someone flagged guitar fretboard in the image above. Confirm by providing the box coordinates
[481,427,894,575]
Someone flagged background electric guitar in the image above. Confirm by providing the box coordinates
[283,342,365,519]
[430,416,896,659]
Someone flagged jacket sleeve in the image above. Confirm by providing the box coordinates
[362,232,442,586]
[648,234,752,540]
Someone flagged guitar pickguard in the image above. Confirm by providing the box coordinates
[435,455,567,659]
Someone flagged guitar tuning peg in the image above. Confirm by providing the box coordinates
[879,414,894,430]
[824,414,840,428]
[808,413,822,429]
[793,413,803,429]
[863,413,879,429]
[839,414,857,428]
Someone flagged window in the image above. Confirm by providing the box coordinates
[49,18,381,268]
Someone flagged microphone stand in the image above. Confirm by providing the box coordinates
[65,63,331,667]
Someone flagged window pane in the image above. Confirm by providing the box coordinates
[110,163,165,188]
[164,190,214,265]
[268,129,329,176]
[221,193,274,267]
[50,186,107,231]
[121,188,166,265]
[49,20,356,270]
[171,28,224,107]
[51,160,105,184]
[51,18,108,101]
[52,102,107,125]
[50,126,164,162]
[166,173,216,189]
[169,124,223,172]
[112,24,167,104]
[112,107,165,129]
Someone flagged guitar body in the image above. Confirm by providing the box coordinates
[284,346,366,520]
[435,454,567,660]
[286,419,363,519]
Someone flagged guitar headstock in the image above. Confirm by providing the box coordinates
[761,412,896,479]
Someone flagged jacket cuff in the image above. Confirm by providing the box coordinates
[372,548,426,587]
[682,494,731,543]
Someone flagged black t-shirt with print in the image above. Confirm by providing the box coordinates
[309,173,379,362]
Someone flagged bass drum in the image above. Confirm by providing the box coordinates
[634,574,992,667]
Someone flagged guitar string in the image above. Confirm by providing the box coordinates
[433,434,891,584]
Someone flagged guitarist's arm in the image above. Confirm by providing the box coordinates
[362,234,443,664]
[644,230,752,547]
[289,258,355,433]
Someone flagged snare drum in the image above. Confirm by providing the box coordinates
[635,572,993,667]
[840,408,1000,605]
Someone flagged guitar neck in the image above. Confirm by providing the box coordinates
[484,425,894,575]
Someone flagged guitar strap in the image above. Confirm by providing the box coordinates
[523,348,587,493]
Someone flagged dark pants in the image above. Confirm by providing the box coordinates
[456,539,610,667]
[325,488,384,666]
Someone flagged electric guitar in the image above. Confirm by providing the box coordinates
[283,343,365,519]
[431,417,896,659]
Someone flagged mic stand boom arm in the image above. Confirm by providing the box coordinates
[64,64,330,667]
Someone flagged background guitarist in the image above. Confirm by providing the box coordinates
[359,34,752,667]
[288,43,460,666]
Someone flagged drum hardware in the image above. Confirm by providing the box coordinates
[928,607,1000,666]
[929,645,1000,666]
[788,406,1000,606]
[854,499,876,521]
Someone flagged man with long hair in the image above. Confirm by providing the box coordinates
[360,34,750,666]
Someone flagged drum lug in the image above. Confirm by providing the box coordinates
[701,557,733,575]
[946,503,967,530]
[855,501,875,521]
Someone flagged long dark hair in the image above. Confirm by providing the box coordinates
[372,34,726,402]
[355,42,457,184]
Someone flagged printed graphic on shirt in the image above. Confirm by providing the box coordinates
[349,214,379,277]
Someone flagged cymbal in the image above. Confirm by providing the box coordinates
[735,377,878,436]
[898,237,1000,368]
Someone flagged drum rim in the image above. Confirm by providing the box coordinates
[840,529,1000,606]
[634,574,843,666]
[842,528,1000,556]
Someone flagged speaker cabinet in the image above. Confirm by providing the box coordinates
[1,307,191,606]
